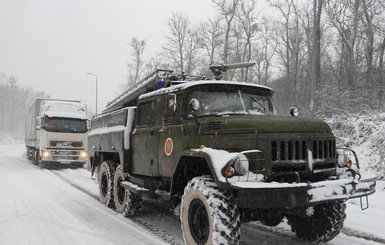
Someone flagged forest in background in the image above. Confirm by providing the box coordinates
[1,1,384,176]
[124,0,385,116]
[0,73,48,139]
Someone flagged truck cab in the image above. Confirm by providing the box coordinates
[25,99,89,168]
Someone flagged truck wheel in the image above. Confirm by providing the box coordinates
[259,210,284,226]
[98,161,115,208]
[113,165,127,213]
[31,149,38,165]
[286,201,346,243]
[27,148,32,160]
[122,189,143,217]
[180,176,241,245]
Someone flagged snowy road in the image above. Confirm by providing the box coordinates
[1,144,384,245]
[0,144,166,245]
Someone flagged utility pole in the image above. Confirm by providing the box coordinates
[86,73,98,115]
[310,0,318,118]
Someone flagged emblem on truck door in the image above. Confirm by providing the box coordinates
[164,138,173,156]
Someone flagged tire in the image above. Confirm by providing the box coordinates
[113,165,127,213]
[98,161,115,208]
[259,210,284,227]
[31,149,38,165]
[180,176,241,245]
[286,201,346,243]
[122,188,143,217]
[27,148,32,160]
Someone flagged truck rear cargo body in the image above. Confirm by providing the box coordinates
[25,99,88,168]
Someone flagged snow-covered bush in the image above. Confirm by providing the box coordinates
[325,112,385,180]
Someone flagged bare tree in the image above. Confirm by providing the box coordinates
[0,73,48,137]
[162,13,189,73]
[236,0,260,82]
[126,37,146,88]
[361,0,384,106]
[269,0,307,104]
[199,16,223,65]
[325,0,361,88]
[212,0,241,67]
[254,17,278,85]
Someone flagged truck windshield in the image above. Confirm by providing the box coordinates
[43,117,88,133]
[187,86,275,117]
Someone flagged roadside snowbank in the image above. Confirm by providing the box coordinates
[326,112,385,179]
[0,132,23,145]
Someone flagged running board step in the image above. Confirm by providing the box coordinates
[121,181,159,198]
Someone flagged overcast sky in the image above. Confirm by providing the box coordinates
[0,0,216,113]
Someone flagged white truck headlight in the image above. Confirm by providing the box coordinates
[80,151,87,158]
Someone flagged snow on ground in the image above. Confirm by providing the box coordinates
[0,144,166,245]
[326,113,385,179]
[1,144,385,245]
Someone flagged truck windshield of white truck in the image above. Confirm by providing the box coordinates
[43,117,88,133]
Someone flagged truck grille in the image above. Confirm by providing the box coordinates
[269,138,336,179]
[48,149,85,162]
[271,139,335,162]
[50,141,83,147]
[51,150,80,155]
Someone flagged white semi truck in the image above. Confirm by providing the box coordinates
[25,98,89,168]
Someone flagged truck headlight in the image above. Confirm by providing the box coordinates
[41,150,50,160]
[43,151,50,158]
[233,154,249,175]
[80,151,87,158]
[224,154,249,177]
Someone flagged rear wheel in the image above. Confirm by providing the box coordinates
[122,189,142,217]
[98,161,115,208]
[180,176,241,245]
[113,165,127,213]
[286,201,346,242]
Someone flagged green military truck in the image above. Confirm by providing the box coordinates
[88,66,376,244]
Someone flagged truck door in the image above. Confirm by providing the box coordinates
[157,93,184,178]
[132,99,160,176]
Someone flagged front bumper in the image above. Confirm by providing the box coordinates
[233,171,376,209]
[40,148,87,164]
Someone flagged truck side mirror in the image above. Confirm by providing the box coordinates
[36,116,43,129]
[87,119,91,130]
[189,98,200,112]
[167,94,177,112]
[290,106,299,117]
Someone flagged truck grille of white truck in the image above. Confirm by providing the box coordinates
[49,150,84,161]
[49,141,83,147]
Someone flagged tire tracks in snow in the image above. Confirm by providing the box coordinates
[51,170,185,245]
[341,227,385,244]
[52,169,383,245]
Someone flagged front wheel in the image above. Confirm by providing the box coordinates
[98,161,115,208]
[286,201,346,243]
[31,149,38,165]
[180,176,241,245]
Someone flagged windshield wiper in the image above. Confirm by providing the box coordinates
[251,96,272,115]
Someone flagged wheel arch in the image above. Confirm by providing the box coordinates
[95,151,121,168]
[170,150,225,204]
